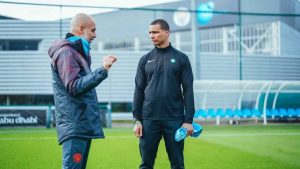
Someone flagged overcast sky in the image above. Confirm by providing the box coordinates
[0,0,180,21]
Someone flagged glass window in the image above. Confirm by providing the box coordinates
[0,95,54,105]
[0,39,40,51]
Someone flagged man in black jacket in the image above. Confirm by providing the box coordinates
[132,19,195,169]
[48,13,117,169]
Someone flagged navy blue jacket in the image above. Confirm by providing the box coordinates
[133,44,195,123]
[48,37,107,144]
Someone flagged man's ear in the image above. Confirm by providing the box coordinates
[166,31,170,37]
[79,25,85,35]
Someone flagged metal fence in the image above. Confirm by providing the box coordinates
[0,0,300,126]
[99,21,281,56]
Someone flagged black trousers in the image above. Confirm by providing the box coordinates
[139,120,184,169]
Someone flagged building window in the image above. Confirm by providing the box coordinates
[0,95,54,106]
[0,39,40,51]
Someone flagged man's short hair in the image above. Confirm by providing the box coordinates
[150,19,170,31]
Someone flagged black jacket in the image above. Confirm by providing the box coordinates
[48,35,107,144]
[133,44,195,123]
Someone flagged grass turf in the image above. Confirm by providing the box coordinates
[0,124,300,169]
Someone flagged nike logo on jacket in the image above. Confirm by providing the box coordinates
[147,59,156,63]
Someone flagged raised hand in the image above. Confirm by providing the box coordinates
[102,55,117,70]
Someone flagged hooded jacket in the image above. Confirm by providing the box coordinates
[48,35,107,144]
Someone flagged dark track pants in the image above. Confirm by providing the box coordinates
[139,120,184,169]
[62,138,91,169]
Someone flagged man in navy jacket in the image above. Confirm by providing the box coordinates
[48,13,117,169]
[133,19,195,169]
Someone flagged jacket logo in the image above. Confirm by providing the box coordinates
[171,58,176,63]
[147,59,156,63]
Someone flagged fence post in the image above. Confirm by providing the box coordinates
[134,37,140,52]
[46,105,51,129]
[216,116,220,126]
[106,103,112,128]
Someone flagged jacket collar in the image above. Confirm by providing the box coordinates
[65,33,91,66]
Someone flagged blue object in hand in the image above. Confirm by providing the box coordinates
[175,123,203,142]
[191,122,203,137]
[175,127,188,142]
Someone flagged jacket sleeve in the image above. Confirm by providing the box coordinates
[180,55,195,123]
[132,57,146,121]
[55,49,108,96]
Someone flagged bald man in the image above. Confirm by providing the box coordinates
[48,13,117,169]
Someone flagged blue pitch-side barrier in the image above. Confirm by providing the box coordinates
[194,108,300,119]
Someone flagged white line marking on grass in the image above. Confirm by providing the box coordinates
[0,136,136,141]
[201,132,300,137]
[0,133,300,141]
[0,137,57,141]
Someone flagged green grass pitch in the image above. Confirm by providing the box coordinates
[0,124,300,169]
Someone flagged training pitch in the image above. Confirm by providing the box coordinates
[0,124,300,169]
